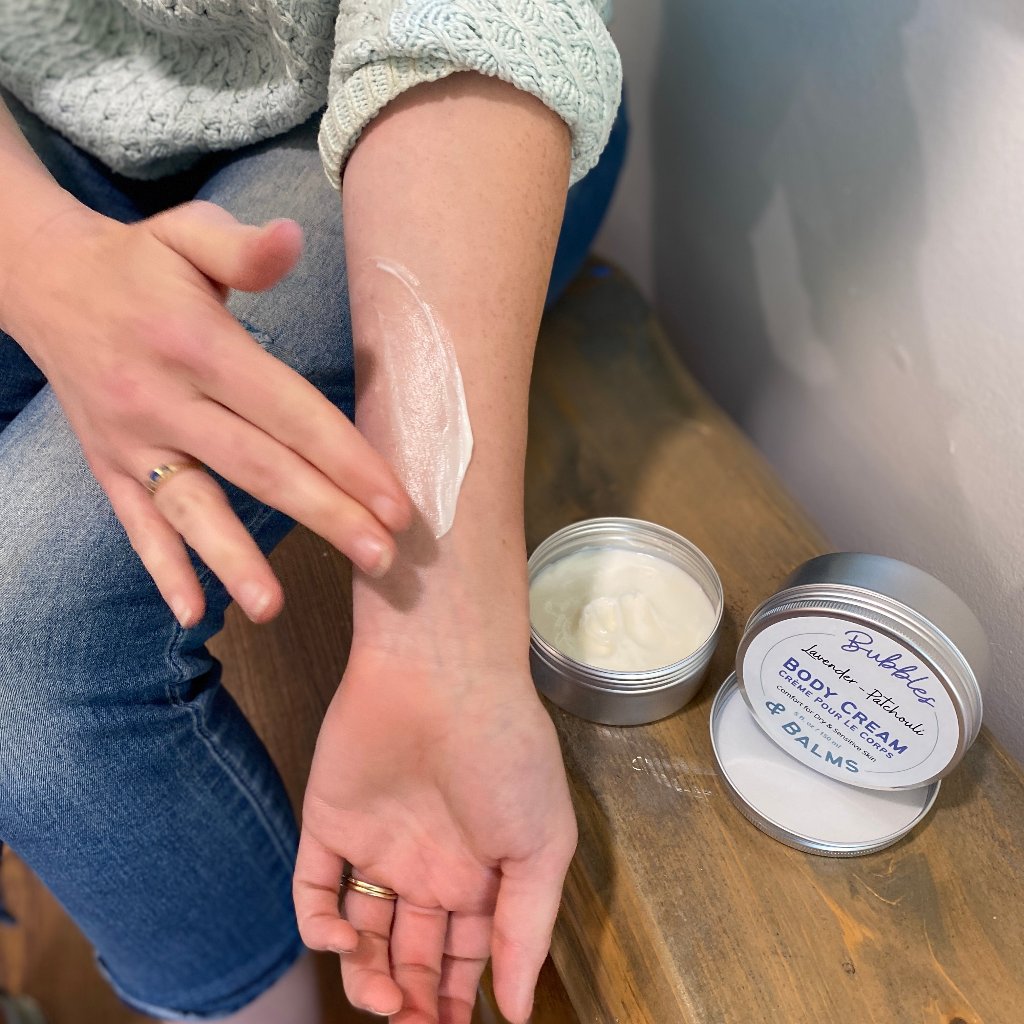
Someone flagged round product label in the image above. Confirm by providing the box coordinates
[740,614,960,789]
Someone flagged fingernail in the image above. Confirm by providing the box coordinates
[239,581,272,621]
[172,600,194,629]
[355,1004,394,1018]
[371,495,409,531]
[354,536,394,579]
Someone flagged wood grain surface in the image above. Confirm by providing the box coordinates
[2,265,1020,1024]
[525,266,1024,1024]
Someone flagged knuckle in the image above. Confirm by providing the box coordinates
[234,447,283,493]
[393,960,441,981]
[126,306,221,379]
[294,913,319,948]
[155,198,216,231]
[152,321,209,371]
[311,490,361,531]
[183,198,219,219]
[492,924,530,959]
[124,307,187,356]
[545,831,578,872]
[100,366,153,421]
[561,821,580,858]
[280,405,320,453]
[188,199,237,228]
[156,474,218,527]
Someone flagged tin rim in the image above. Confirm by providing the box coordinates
[736,584,981,787]
[710,673,941,857]
[527,517,724,691]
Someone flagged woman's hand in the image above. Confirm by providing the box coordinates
[2,201,411,626]
[291,73,578,1022]
[293,647,578,1024]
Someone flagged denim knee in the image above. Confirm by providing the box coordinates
[0,391,304,1018]
[0,411,182,712]
[0,398,180,829]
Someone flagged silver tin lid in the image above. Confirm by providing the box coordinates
[711,673,940,856]
[736,553,989,791]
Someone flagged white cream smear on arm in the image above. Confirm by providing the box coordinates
[363,258,473,539]
[529,547,716,671]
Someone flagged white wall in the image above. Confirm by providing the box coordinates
[597,0,1024,764]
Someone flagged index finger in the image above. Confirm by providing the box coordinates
[199,323,413,532]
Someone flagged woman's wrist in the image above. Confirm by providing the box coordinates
[0,196,105,343]
[351,518,534,682]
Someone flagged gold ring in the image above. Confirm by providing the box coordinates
[340,872,398,901]
[145,458,206,496]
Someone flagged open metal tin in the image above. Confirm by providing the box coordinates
[528,518,723,726]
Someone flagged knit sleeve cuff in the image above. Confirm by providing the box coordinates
[317,0,622,191]
[318,55,462,190]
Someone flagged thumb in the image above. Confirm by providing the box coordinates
[148,199,304,292]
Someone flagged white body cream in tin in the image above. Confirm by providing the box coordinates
[529,547,716,672]
[528,518,723,726]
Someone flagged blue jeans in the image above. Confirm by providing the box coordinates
[0,94,626,1018]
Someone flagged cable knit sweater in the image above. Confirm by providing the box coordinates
[0,0,621,188]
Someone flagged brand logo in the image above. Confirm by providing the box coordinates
[840,630,936,706]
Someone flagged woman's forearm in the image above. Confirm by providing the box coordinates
[344,73,571,677]
[0,99,84,331]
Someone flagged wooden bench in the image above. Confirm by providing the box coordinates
[3,264,1023,1023]
[521,265,1024,1024]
